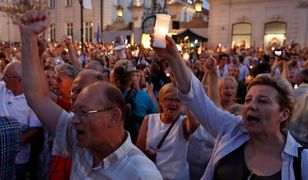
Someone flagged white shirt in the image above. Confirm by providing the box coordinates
[179,73,308,180]
[53,110,163,180]
[146,113,189,180]
[0,81,42,164]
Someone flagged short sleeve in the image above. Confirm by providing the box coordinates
[52,110,75,157]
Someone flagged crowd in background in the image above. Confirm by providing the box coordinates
[1,13,308,179]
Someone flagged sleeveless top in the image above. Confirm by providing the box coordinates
[146,113,189,180]
[214,143,281,180]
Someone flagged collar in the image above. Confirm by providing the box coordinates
[282,130,302,158]
[102,132,132,170]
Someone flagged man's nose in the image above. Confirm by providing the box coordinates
[70,114,81,124]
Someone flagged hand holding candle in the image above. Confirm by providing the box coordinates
[153,14,171,48]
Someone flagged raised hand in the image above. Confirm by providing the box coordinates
[18,10,50,36]
[204,56,218,74]
[63,35,73,47]
[150,28,181,62]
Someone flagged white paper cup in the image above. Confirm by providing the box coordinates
[153,14,171,48]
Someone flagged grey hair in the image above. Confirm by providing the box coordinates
[54,63,79,79]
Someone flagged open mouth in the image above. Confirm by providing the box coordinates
[246,115,260,122]
[166,107,178,112]
[76,129,85,136]
[226,94,233,97]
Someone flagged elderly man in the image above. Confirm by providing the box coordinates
[0,60,42,180]
[20,10,162,180]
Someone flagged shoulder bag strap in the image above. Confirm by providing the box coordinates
[293,147,304,180]
[156,116,179,150]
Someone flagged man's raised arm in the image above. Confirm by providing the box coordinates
[20,10,63,133]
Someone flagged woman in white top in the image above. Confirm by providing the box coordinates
[136,83,199,180]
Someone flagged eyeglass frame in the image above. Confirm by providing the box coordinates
[71,106,115,120]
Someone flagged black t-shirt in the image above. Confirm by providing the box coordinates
[214,143,281,180]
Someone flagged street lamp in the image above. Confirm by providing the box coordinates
[194,0,203,13]
[116,5,124,17]
[115,4,124,23]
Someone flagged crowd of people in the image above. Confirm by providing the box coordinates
[0,10,308,180]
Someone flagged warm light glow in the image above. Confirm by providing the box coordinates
[141,33,151,49]
[116,5,123,17]
[264,34,286,49]
[194,0,203,13]
[198,43,202,54]
[135,0,141,6]
[183,52,190,61]
[246,75,253,83]
[153,14,171,48]
[176,44,182,52]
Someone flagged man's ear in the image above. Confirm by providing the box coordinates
[108,108,121,128]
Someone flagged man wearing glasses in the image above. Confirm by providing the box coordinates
[20,10,162,179]
[0,60,42,179]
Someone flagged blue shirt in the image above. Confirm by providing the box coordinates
[133,90,158,125]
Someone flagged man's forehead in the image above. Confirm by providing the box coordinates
[75,87,100,106]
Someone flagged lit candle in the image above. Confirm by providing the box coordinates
[153,14,171,48]
[183,52,190,61]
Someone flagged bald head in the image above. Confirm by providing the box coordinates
[78,82,126,121]
[2,60,23,95]
[85,61,104,72]
[4,60,22,77]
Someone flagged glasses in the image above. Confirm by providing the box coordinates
[72,107,114,119]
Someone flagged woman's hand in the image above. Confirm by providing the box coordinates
[150,28,192,94]
[150,29,181,62]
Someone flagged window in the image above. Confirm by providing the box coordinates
[231,23,252,49]
[49,0,55,9]
[131,0,143,6]
[85,22,93,42]
[50,24,56,42]
[264,22,287,49]
[66,0,72,7]
[66,23,73,38]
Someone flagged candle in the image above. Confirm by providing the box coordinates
[153,14,171,48]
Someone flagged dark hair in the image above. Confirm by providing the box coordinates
[252,63,271,78]
[113,66,132,92]
[239,55,244,63]
[300,69,308,84]
[219,54,229,61]
[247,74,294,129]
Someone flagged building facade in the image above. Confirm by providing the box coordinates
[208,0,308,49]
[0,0,200,43]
